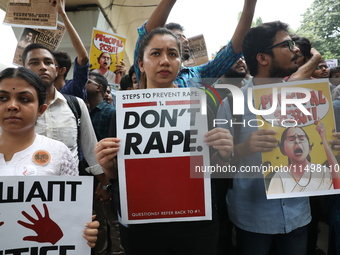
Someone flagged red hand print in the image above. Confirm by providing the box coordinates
[18,203,63,245]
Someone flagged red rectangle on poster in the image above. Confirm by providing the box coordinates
[125,156,205,220]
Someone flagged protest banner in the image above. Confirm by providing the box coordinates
[0,176,93,253]
[326,59,338,69]
[252,79,340,199]
[89,28,126,86]
[3,0,57,29]
[183,34,209,67]
[13,21,66,66]
[116,88,211,224]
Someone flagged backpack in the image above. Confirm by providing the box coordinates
[63,94,81,130]
[63,94,91,176]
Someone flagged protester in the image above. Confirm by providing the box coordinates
[0,67,98,248]
[94,27,233,255]
[217,21,340,255]
[133,0,257,87]
[128,66,139,89]
[86,72,123,255]
[22,43,112,204]
[119,74,133,90]
[331,66,340,100]
[50,0,89,100]
[104,84,114,105]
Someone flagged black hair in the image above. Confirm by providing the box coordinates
[128,65,135,80]
[22,43,54,66]
[279,127,313,163]
[89,72,108,95]
[120,75,133,90]
[97,52,112,65]
[330,66,340,77]
[0,67,46,107]
[243,21,290,77]
[165,22,185,32]
[137,27,182,89]
[52,51,72,79]
[291,35,312,61]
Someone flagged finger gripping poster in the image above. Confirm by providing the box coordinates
[116,88,211,224]
[252,79,340,199]
[0,176,93,253]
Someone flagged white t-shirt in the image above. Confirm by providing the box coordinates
[0,134,78,176]
[92,69,116,84]
[268,163,333,194]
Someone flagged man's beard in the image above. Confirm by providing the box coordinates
[224,68,246,79]
[269,58,299,78]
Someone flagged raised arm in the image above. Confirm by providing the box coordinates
[289,48,322,81]
[145,0,177,33]
[51,0,88,66]
[317,125,340,188]
[230,0,257,53]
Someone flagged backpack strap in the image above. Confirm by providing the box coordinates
[63,94,81,141]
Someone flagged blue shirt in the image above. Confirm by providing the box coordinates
[90,100,116,141]
[134,22,242,88]
[60,58,89,101]
[216,80,311,234]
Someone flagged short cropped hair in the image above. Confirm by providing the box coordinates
[243,21,290,76]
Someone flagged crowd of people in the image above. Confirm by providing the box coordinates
[3,0,340,254]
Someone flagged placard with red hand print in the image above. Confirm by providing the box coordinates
[0,176,93,253]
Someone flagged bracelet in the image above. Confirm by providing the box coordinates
[101,183,112,191]
[217,149,234,162]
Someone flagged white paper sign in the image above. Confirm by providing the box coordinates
[116,88,212,224]
[0,176,93,254]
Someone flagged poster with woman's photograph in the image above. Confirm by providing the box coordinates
[252,79,340,199]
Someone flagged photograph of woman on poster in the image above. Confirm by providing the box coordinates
[268,124,340,194]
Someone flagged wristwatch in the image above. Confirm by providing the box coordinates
[101,183,112,191]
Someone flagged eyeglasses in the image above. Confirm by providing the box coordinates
[285,134,308,144]
[87,78,100,86]
[265,40,296,52]
[317,65,328,70]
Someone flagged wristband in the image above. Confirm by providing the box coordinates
[101,183,112,191]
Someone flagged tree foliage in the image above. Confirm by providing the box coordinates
[297,0,340,60]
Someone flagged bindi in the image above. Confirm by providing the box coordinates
[12,88,15,90]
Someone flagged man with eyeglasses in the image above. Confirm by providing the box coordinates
[85,72,124,255]
[216,21,340,255]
